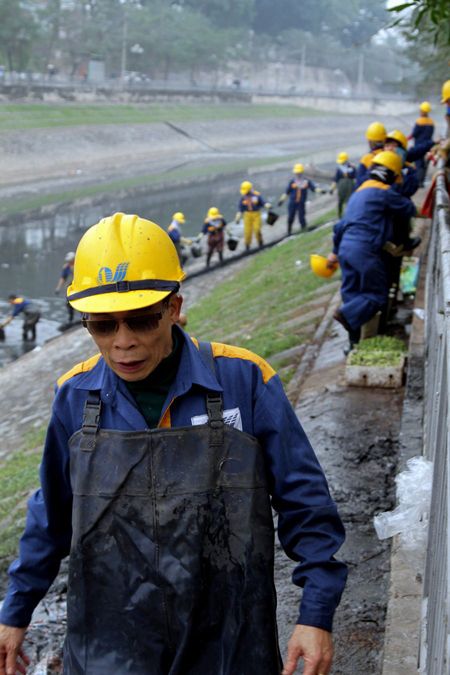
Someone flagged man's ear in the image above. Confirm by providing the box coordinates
[168,294,183,323]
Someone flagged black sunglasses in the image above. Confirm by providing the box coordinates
[82,310,163,337]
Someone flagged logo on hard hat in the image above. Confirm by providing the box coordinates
[97,262,130,284]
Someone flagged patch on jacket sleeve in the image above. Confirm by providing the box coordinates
[191,407,243,431]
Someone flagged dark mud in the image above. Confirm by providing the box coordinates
[273,324,404,674]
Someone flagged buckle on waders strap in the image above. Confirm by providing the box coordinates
[206,392,224,447]
[80,392,102,451]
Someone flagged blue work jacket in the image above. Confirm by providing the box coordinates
[10,298,32,318]
[334,164,355,183]
[410,117,434,145]
[393,163,419,198]
[238,190,265,212]
[285,177,316,205]
[0,329,347,633]
[333,179,417,253]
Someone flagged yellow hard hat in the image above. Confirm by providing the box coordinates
[371,150,402,176]
[420,101,431,113]
[67,212,186,313]
[310,254,338,279]
[240,180,253,195]
[207,206,221,218]
[385,129,407,150]
[441,80,450,103]
[293,163,304,173]
[365,121,387,143]
[172,211,185,224]
[337,152,349,164]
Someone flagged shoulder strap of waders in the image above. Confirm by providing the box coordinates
[198,341,224,447]
[80,391,102,452]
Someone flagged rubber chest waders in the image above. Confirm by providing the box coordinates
[64,344,281,674]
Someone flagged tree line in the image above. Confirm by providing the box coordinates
[0,0,446,92]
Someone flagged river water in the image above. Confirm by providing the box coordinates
[0,168,328,367]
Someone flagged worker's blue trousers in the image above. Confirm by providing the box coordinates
[287,202,306,231]
[338,240,389,331]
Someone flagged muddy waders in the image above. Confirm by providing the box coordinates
[64,384,281,673]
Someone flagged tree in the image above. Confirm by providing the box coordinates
[388,0,450,44]
[0,0,39,71]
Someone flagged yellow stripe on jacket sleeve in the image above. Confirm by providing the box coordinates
[356,179,390,192]
[57,353,101,388]
[211,342,276,384]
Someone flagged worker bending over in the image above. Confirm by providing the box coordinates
[328,151,416,353]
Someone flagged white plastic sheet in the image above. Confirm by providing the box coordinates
[374,456,433,551]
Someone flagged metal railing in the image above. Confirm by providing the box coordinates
[421,158,450,674]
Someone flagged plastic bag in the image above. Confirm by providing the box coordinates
[374,455,433,551]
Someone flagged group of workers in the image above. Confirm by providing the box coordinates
[166,166,330,270]
[324,84,450,354]
[0,83,449,675]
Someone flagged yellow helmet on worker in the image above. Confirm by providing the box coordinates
[441,80,450,103]
[385,129,408,150]
[365,121,387,143]
[310,254,338,279]
[336,152,349,164]
[172,211,185,223]
[67,212,186,314]
[240,180,253,195]
[293,163,304,174]
[419,101,431,113]
[371,150,402,176]
[207,206,222,218]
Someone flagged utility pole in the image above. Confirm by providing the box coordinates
[357,52,364,96]
[120,0,128,88]
[300,43,306,85]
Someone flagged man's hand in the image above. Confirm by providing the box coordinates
[282,624,333,675]
[0,624,29,675]
[326,252,339,270]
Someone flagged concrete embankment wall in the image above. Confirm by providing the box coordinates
[0,82,417,116]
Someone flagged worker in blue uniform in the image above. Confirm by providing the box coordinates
[382,130,421,317]
[0,294,41,341]
[327,152,417,352]
[278,163,326,234]
[0,213,347,675]
[354,121,387,188]
[330,152,356,217]
[55,251,76,323]
[408,102,435,186]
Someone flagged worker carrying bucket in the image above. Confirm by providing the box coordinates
[235,180,271,251]
[278,163,327,235]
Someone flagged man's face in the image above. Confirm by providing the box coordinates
[87,294,182,382]
[384,140,399,153]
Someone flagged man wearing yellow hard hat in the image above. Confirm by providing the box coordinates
[408,101,435,186]
[278,163,326,235]
[329,152,356,218]
[328,152,417,353]
[167,211,192,265]
[355,121,387,188]
[235,180,271,250]
[201,205,227,267]
[0,213,347,675]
